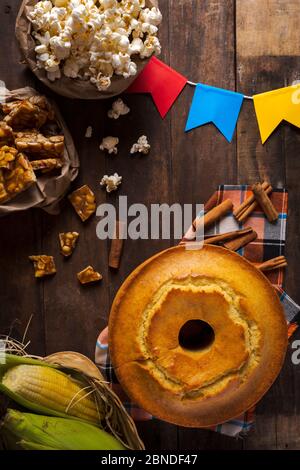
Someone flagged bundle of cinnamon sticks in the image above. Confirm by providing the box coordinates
[234,181,278,224]
[183,198,255,251]
[181,185,286,273]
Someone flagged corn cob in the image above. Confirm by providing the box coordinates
[1,409,125,450]
[1,364,101,424]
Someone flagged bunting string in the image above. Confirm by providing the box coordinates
[187,80,253,100]
[127,56,300,144]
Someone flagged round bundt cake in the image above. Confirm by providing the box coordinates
[109,245,287,427]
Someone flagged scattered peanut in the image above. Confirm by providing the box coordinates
[59,232,79,257]
[0,146,18,170]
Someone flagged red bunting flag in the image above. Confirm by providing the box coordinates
[126,56,187,118]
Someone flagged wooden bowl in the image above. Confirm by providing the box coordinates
[16,0,159,100]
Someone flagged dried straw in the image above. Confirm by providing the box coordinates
[0,337,144,450]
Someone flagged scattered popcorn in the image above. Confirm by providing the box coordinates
[130,135,150,155]
[100,136,119,154]
[85,125,93,138]
[107,98,130,119]
[27,0,162,91]
[100,173,122,193]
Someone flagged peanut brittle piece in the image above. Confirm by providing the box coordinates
[68,185,96,222]
[14,130,64,158]
[0,121,14,147]
[2,153,36,203]
[59,232,79,257]
[2,96,55,130]
[31,158,62,173]
[0,146,18,170]
[77,266,102,285]
[0,170,8,203]
[29,255,56,278]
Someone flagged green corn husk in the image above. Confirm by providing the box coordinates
[0,355,101,424]
[0,341,145,450]
[19,441,57,451]
[1,409,125,450]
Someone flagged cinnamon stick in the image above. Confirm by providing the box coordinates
[233,181,270,218]
[194,199,233,233]
[253,256,287,272]
[204,227,253,245]
[109,221,125,269]
[252,183,279,223]
[237,185,272,223]
[223,230,257,251]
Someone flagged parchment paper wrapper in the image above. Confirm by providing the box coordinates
[0,87,79,217]
[15,0,158,100]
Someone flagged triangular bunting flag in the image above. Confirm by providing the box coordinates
[253,84,300,143]
[185,84,244,142]
[126,56,187,118]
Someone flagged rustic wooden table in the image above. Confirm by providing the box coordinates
[1,0,300,450]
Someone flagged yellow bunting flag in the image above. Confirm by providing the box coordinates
[253,85,300,143]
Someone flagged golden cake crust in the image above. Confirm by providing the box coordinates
[109,245,287,427]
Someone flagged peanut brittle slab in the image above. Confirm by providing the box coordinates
[59,232,79,257]
[31,158,62,173]
[77,266,102,285]
[2,96,54,130]
[68,185,96,222]
[0,153,36,203]
[14,130,64,158]
[29,255,56,278]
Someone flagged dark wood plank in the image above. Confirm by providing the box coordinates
[236,0,300,450]
[1,0,300,451]
[278,56,300,449]
[103,2,178,450]
[40,0,177,449]
[0,1,46,355]
[40,98,110,358]
[169,0,242,449]
[170,0,238,207]
[137,421,178,451]
[0,0,177,451]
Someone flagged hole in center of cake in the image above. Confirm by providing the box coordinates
[178,320,215,351]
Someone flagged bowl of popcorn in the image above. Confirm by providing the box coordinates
[16,0,162,99]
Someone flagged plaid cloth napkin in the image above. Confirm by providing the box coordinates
[95,185,300,437]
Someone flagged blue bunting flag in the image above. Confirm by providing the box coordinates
[185,84,244,142]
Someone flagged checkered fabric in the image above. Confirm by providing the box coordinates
[95,185,300,437]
